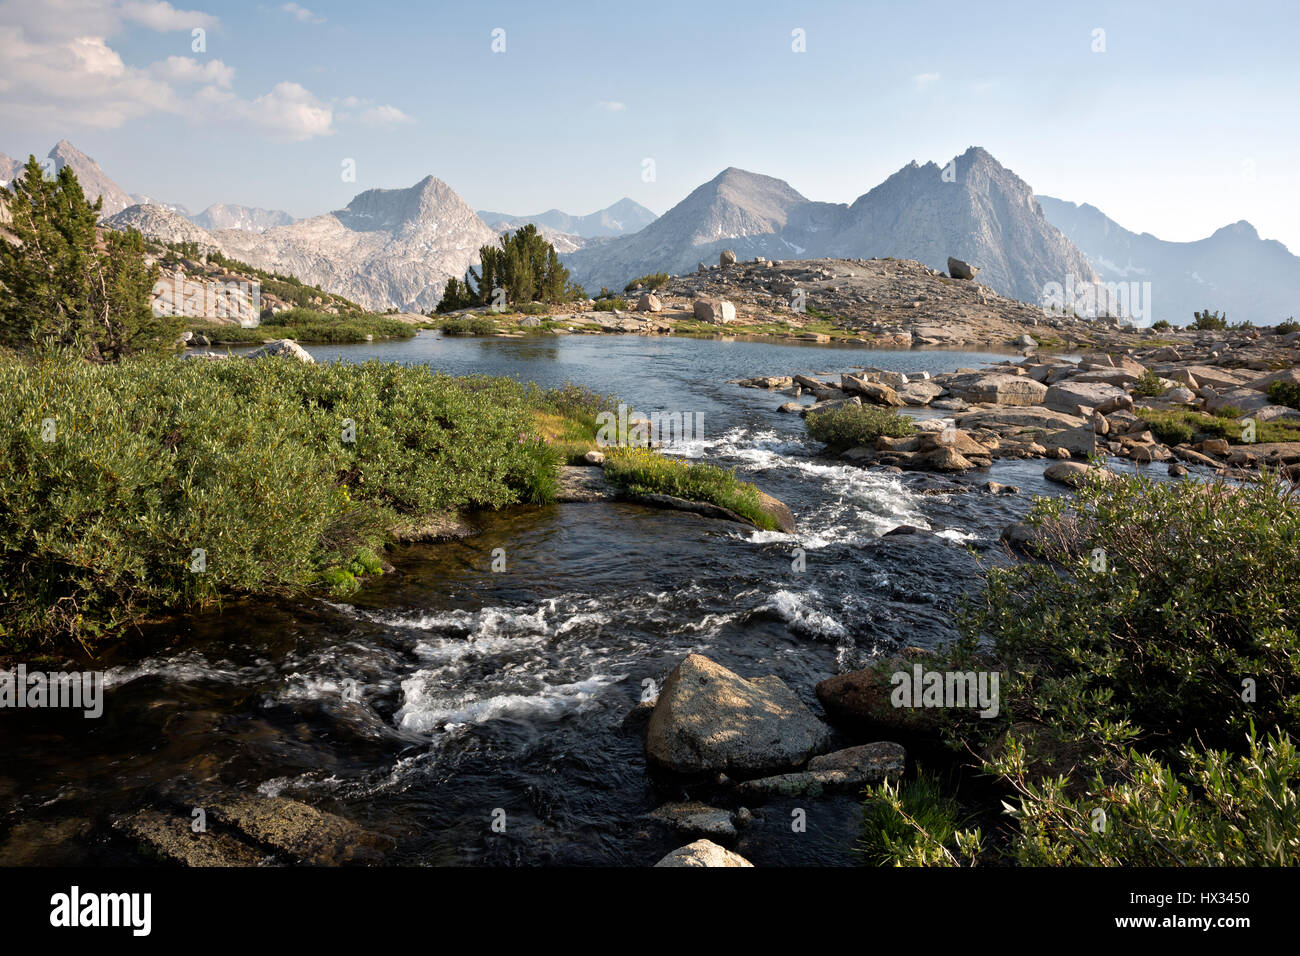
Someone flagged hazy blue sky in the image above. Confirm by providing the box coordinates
[3,0,1298,250]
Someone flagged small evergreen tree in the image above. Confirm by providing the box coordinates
[1192,308,1229,331]
[0,156,174,361]
[435,224,583,312]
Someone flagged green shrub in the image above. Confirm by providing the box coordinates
[1151,319,1172,331]
[187,310,415,346]
[1147,418,1195,445]
[1267,379,1300,410]
[1141,408,1232,442]
[806,404,916,448]
[0,354,558,647]
[593,297,628,312]
[1193,308,1229,330]
[624,273,670,292]
[988,725,1300,866]
[185,322,268,345]
[929,471,1300,866]
[1130,369,1164,397]
[440,316,497,336]
[1277,318,1300,335]
[603,446,775,531]
[859,771,979,867]
[967,472,1300,751]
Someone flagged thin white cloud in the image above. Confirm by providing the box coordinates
[150,54,233,87]
[281,3,324,24]
[358,104,413,127]
[596,100,626,112]
[913,72,940,91]
[120,0,218,31]
[223,81,335,141]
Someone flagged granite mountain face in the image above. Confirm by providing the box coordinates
[562,149,1100,305]
[39,140,137,218]
[214,175,500,312]
[105,203,225,252]
[561,167,847,291]
[191,203,297,233]
[1039,196,1300,326]
[823,147,1098,305]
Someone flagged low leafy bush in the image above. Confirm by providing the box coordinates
[1130,369,1164,397]
[1267,379,1300,410]
[1277,318,1300,335]
[911,472,1300,866]
[624,273,670,292]
[1193,309,1229,330]
[1151,319,1172,331]
[1147,417,1195,445]
[439,316,497,336]
[860,771,979,867]
[1140,408,1232,443]
[806,404,916,448]
[187,310,415,346]
[593,297,628,312]
[603,446,775,530]
[0,354,558,647]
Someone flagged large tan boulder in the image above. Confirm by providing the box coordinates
[842,374,904,406]
[1044,380,1127,411]
[248,339,315,363]
[946,372,1048,406]
[947,256,978,280]
[693,298,736,324]
[1043,461,1114,486]
[654,839,752,867]
[645,654,832,775]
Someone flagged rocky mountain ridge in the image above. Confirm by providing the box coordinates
[478,197,657,238]
[561,149,1100,306]
[1039,196,1300,326]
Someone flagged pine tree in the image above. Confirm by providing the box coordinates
[0,156,174,361]
[439,224,582,312]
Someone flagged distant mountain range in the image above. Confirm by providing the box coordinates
[1038,197,1300,326]
[560,149,1100,306]
[7,140,1298,322]
[191,203,296,233]
[478,198,657,239]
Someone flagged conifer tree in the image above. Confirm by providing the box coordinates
[0,156,174,361]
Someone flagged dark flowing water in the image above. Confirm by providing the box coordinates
[1,332,1130,866]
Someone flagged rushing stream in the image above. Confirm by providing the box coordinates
[1,332,1133,866]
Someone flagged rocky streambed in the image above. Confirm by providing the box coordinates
[6,331,1256,868]
[739,327,1300,481]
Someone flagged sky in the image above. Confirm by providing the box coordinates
[2,0,1298,250]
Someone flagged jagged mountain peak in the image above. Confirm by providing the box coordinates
[38,140,135,217]
[1210,220,1260,241]
[335,175,474,232]
[564,148,1096,305]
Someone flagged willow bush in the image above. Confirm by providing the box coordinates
[0,354,557,647]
